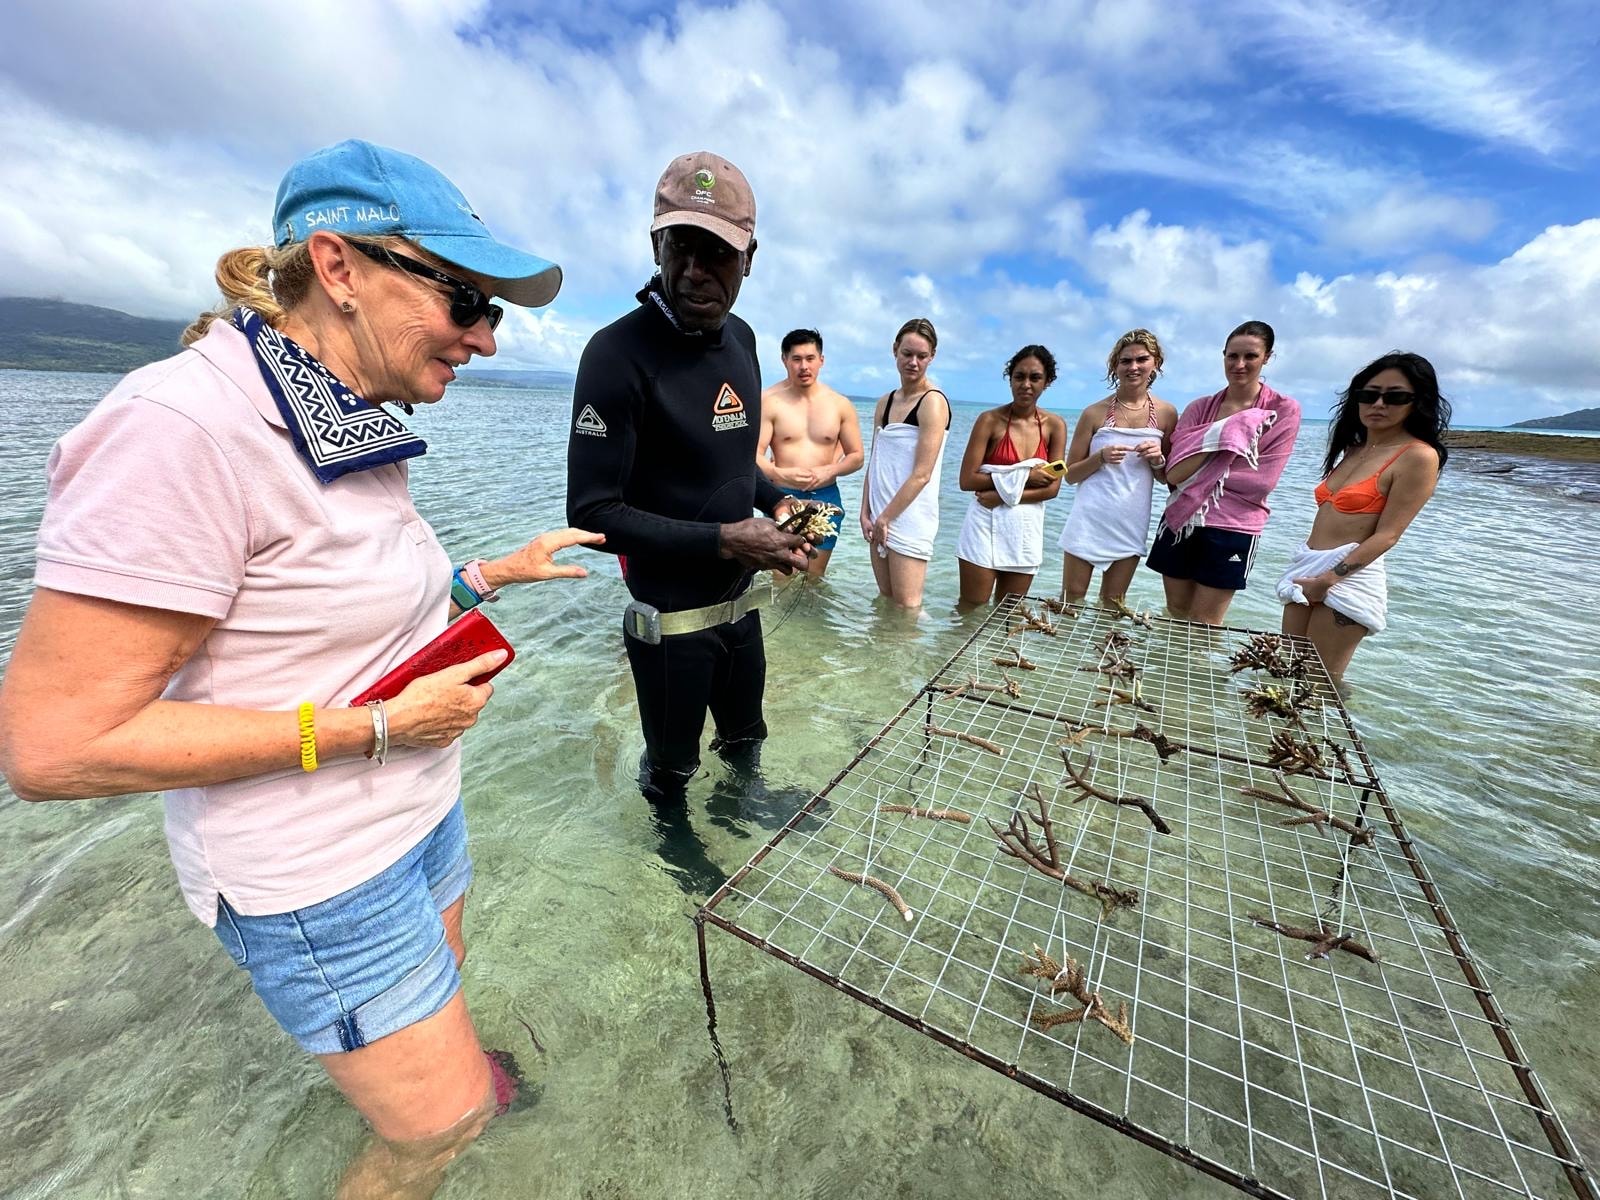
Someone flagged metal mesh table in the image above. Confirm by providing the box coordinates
[695,598,1594,1200]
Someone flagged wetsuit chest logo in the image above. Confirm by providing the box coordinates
[711,383,748,432]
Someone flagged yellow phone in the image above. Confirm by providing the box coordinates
[1041,459,1069,478]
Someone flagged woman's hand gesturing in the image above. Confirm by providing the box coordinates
[485,528,605,588]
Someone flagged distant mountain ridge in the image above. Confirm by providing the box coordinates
[1511,407,1600,431]
[0,297,587,385]
[0,297,188,373]
[456,367,575,388]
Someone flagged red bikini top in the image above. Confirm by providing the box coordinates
[985,411,1048,466]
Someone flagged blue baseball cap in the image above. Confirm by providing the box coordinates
[273,139,562,307]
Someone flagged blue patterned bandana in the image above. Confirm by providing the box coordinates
[231,307,427,484]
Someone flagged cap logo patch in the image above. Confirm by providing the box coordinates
[691,167,718,207]
[575,405,608,437]
[711,383,747,431]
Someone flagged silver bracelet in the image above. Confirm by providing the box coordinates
[365,699,389,765]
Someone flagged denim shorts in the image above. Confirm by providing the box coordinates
[212,799,473,1055]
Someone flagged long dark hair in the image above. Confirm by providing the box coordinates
[1322,351,1452,477]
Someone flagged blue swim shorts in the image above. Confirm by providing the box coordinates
[211,798,473,1055]
[779,481,844,551]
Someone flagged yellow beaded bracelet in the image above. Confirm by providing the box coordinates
[297,701,318,772]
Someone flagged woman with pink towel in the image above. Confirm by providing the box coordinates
[1146,321,1301,624]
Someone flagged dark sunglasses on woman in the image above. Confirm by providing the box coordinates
[347,241,504,331]
[1353,388,1415,407]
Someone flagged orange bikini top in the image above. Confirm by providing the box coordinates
[1313,446,1413,514]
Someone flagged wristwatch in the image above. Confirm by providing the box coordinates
[462,559,501,602]
[1332,561,1354,577]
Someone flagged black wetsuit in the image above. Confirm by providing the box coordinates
[567,281,784,782]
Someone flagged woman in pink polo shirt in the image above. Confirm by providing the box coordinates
[0,141,599,1198]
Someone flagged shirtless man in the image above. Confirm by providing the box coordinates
[757,329,865,577]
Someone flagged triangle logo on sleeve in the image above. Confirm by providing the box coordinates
[575,404,608,436]
[711,383,748,431]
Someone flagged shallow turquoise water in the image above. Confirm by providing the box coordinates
[0,369,1595,1199]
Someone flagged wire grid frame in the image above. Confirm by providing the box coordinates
[696,596,1594,1200]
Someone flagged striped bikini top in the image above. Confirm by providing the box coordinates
[1104,395,1157,429]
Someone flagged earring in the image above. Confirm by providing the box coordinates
[341,301,355,314]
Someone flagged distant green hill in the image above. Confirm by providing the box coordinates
[1511,407,1600,431]
[0,297,188,373]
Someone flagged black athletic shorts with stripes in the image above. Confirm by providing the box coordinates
[1145,523,1259,591]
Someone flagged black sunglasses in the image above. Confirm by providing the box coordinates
[348,241,503,331]
[1353,388,1415,407]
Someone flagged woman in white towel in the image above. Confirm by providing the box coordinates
[861,317,951,608]
[1058,329,1178,604]
[1278,352,1450,684]
[955,345,1069,606]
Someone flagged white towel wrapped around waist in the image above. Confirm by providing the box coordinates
[1275,541,1388,634]
[957,459,1048,572]
[1059,426,1161,568]
[866,422,943,561]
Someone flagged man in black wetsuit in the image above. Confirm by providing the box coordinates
[567,151,809,802]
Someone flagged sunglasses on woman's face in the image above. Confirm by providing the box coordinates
[1354,388,1415,407]
[348,241,503,331]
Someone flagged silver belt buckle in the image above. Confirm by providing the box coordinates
[623,599,663,645]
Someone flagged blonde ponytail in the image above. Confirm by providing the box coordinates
[182,242,317,345]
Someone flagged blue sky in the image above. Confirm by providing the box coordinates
[2,0,1598,424]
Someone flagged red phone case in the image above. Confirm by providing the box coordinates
[348,610,515,706]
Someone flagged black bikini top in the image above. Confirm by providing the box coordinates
[879,389,951,430]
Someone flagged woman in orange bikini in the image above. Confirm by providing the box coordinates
[1276,352,1451,684]
[955,345,1069,606]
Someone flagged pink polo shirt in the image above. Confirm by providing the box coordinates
[34,322,460,925]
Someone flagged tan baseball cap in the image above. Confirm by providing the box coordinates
[650,151,756,252]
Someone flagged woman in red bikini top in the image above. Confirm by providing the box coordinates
[1282,351,1451,681]
[955,344,1069,606]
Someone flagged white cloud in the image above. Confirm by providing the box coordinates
[1082,210,1274,314]
[1235,0,1561,154]
[0,87,271,317]
[1241,220,1600,421]
[972,214,1600,423]
[1098,137,1500,257]
[1322,187,1496,255]
[0,0,1591,422]
[494,305,594,372]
